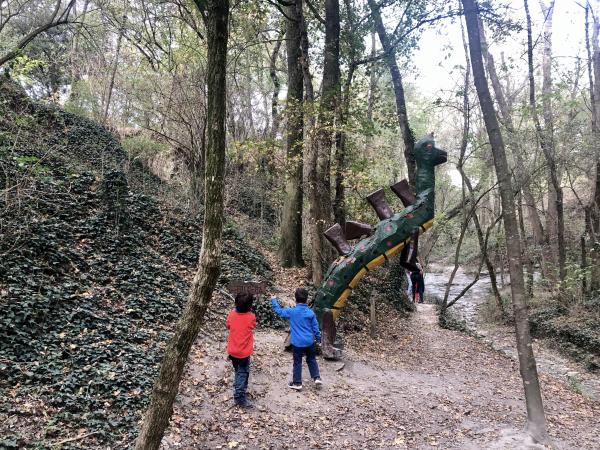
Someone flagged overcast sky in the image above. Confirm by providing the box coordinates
[406,0,588,96]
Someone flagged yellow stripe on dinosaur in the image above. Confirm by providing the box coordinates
[420,219,434,232]
[349,267,367,288]
[331,230,429,320]
[332,288,352,319]
[366,254,386,270]
[385,240,406,259]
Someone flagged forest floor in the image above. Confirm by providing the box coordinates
[161,264,600,450]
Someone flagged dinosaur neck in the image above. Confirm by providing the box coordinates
[416,164,435,215]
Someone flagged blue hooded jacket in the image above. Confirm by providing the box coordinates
[271,297,321,347]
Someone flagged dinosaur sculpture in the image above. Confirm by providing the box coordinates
[313,134,447,358]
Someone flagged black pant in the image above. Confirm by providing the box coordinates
[230,356,250,403]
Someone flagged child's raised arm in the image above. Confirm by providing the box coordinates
[271,296,292,318]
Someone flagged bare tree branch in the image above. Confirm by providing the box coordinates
[0,0,77,67]
[305,0,325,25]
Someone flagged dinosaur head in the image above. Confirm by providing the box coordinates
[414,133,447,167]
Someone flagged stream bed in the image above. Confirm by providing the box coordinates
[424,264,600,402]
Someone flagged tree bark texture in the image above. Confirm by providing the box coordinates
[134,1,229,448]
[478,20,545,248]
[333,0,359,226]
[269,27,284,140]
[279,0,305,267]
[368,0,416,188]
[518,191,535,296]
[308,0,340,285]
[462,0,548,442]
[103,12,126,124]
[588,4,600,291]
[527,0,566,284]
[332,65,352,227]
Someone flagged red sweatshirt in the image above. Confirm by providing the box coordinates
[226,310,256,358]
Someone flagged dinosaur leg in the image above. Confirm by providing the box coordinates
[399,235,420,272]
[407,232,420,266]
[321,309,341,360]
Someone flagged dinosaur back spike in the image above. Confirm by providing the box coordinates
[324,223,352,255]
[390,179,416,207]
[344,220,373,240]
[366,188,394,220]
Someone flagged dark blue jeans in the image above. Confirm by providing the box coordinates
[292,344,320,385]
[230,356,250,403]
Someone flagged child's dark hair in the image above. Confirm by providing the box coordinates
[235,293,254,313]
[294,288,308,304]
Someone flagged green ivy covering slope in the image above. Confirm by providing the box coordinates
[0,80,281,449]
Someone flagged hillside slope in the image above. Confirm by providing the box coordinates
[0,80,280,449]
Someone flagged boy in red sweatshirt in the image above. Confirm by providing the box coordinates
[226,293,256,408]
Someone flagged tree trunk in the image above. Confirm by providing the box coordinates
[269,27,284,140]
[459,18,504,311]
[587,3,600,291]
[333,0,359,226]
[71,0,89,83]
[308,0,341,285]
[462,0,548,442]
[367,0,416,187]
[279,0,305,267]
[134,1,229,448]
[299,0,320,282]
[103,10,126,125]
[527,0,565,284]
[367,32,377,124]
[478,20,545,248]
[332,65,352,226]
[518,191,535,296]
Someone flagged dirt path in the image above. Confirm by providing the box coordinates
[425,265,600,401]
[161,299,599,450]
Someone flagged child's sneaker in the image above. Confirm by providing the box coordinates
[236,399,254,409]
[314,377,323,389]
[288,382,302,391]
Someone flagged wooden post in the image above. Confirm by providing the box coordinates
[370,295,376,338]
[581,235,587,297]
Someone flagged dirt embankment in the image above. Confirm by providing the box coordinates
[0,80,278,449]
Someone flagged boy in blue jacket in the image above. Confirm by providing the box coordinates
[271,288,322,390]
